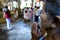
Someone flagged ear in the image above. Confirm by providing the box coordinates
[54,15,60,26]
[56,16,60,20]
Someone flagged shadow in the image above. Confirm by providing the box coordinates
[0,29,9,40]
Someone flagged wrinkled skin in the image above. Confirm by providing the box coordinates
[41,9,60,40]
[41,0,60,40]
[31,0,60,40]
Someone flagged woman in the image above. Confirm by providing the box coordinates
[3,6,12,30]
[24,10,29,20]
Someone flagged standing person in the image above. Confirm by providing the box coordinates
[34,7,41,23]
[28,8,33,21]
[34,0,45,24]
[13,8,18,19]
[31,0,46,40]
[34,0,45,35]
[33,6,37,22]
[21,9,24,18]
[24,9,29,20]
[3,6,12,30]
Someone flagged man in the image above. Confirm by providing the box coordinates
[31,0,46,40]
[34,7,41,23]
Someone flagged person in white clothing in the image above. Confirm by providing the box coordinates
[34,7,41,23]
[24,10,29,20]
[34,0,45,23]
[31,0,46,40]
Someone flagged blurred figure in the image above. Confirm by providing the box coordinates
[31,0,46,40]
[13,8,18,19]
[3,6,12,30]
[34,0,45,23]
[34,7,41,23]
[33,6,37,22]
[24,9,29,20]
[28,8,33,21]
[21,9,24,18]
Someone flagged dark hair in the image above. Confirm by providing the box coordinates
[35,6,37,8]
[31,7,33,11]
[4,6,8,9]
[25,10,27,13]
[36,7,40,9]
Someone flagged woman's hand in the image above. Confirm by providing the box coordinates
[3,13,5,18]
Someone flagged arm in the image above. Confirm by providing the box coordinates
[3,12,5,18]
[3,8,5,18]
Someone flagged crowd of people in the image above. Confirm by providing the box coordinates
[22,6,42,22]
[2,0,46,40]
[22,7,33,21]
